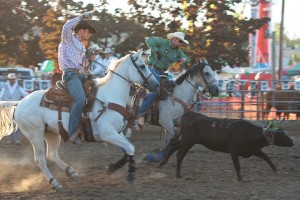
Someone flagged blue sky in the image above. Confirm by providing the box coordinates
[271,0,299,38]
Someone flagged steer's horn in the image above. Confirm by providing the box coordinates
[266,119,276,130]
[278,118,285,124]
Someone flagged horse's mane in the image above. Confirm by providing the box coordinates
[175,62,204,85]
[95,56,124,86]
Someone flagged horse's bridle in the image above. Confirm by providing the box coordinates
[93,53,153,122]
[186,63,217,99]
[109,54,153,87]
[163,62,217,112]
[129,54,153,87]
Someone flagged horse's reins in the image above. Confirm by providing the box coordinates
[108,54,153,88]
[93,53,154,121]
[165,62,217,112]
[186,63,217,100]
[129,54,153,87]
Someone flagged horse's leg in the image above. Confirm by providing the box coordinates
[107,153,128,173]
[159,139,181,168]
[142,118,176,163]
[125,127,132,138]
[44,131,80,181]
[159,118,176,144]
[100,129,136,181]
[23,129,66,192]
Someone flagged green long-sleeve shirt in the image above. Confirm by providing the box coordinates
[145,36,190,71]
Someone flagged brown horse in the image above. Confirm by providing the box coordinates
[265,83,300,119]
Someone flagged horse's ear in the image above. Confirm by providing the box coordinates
[198,58,208,64]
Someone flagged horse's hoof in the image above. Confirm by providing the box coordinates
[70,173,80,181]
[176,174,182,179]
[127,172,136,182]
[143,152,164,163]
[55,185,67,193]
[107,163,117,174]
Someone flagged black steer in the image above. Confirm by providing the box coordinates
[159,111,294,181]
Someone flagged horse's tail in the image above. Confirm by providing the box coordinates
[0,101,19,140]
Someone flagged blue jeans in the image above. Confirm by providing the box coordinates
[138,67,164,117]
[62,70,86,136]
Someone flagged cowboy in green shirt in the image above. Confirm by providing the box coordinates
[138,31,190,127]
[146,32,191,71]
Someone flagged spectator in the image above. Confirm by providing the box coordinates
[103,47,117,63]
[90,47,117,77]
[89,44,106,77]
[0,73,28,145]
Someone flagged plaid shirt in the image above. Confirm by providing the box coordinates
[58,16,89,71]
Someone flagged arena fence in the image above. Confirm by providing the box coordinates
[195,81,300,121]
[1,75,300,121]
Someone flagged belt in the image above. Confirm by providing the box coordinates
[153,66,165,73]
[64,68,80,72]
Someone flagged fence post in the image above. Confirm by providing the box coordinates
[259,91,265,120]
[256,92,259,120]
[241,84,245,119]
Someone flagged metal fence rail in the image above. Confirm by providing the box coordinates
[194,89,300,121]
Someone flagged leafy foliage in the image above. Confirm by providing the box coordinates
[0,0,287,71]
[127,0,270,69]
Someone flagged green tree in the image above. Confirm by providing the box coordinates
[127,0,270,69]
[0,0,32,66]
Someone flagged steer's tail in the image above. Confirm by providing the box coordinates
[0,101,19,140]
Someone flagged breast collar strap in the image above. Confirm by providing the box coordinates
[93,97,132,121]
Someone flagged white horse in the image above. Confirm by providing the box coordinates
[158,59,219,142]
[127,59,220,161]
[0,51,159,192]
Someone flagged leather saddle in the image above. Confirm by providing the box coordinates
[40,79,97,142]
[159,75,176,100]
[40,79,97,113]
[150,76,176,126]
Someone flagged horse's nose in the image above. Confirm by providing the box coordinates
[213,87,220,96]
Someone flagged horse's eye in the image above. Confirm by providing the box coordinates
[205,72,210,76]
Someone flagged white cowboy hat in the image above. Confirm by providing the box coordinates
[103,47,113,54]
[6,73,20,80]
[88,44,102,52]
[167,32,189,45]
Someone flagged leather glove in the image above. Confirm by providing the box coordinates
[82,12,93,19]
[87,53,97,62]
[156,51,161,60]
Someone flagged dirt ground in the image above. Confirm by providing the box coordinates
[0,121,299,200]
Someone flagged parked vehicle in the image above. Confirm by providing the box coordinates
[0,67,35,92]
